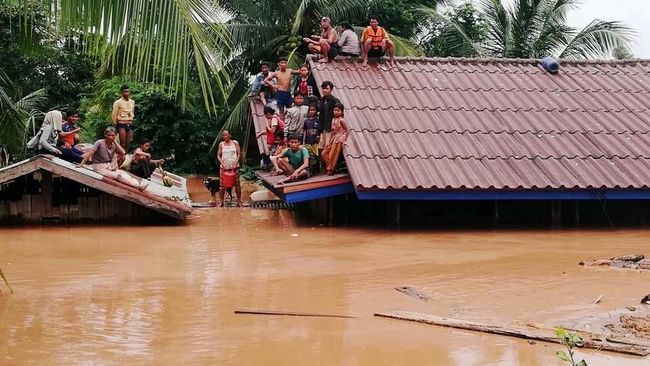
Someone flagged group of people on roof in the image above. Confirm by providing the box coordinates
[249,58,348,185]
[27,85,165,191]
[243,15,397,187]
[303,15,396,67]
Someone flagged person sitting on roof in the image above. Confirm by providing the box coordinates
[77,126,148,191]
[337,21,360,57]
[274,134,310,185]
[250,61,276,107]
[264,56,300,117]
[293,64,319,104]
[26,110,64,158]
[57,108,84,163]
[361,15,396,68]
[303,16,339,63]
[130,138,164,179]
[284,94,309,142]
[321,103,349,175]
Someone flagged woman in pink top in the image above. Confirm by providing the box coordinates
[321,103,349,175]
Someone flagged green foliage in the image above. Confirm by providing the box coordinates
[239,163,259,181]
[0,3,95,108]
[420,2,487,57]
[554,326,588,366]
[343,0,437,39]
[80,78,221,174]
[21,0,233,114]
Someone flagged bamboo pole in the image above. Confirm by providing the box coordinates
[374,310,649,357]
[234,309,355,319]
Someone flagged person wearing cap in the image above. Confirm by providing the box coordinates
[317,80,341,153]
[337,21,360,57]
[361,15,396,68]
[303,17,339,63]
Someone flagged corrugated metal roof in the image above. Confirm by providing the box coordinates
[310,57,650,191]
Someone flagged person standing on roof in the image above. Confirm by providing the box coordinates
[250,61,276,107]
[303,17,339,63]
[337,21,360,57]
[284,94,309,142]
[317,81,341,153]
[112,84,135,150]
[321,103,349,175]
[264,56,300,116]
[293,64,319,104]
[361,15,396,68]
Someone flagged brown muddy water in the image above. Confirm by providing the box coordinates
[0,181,649,365]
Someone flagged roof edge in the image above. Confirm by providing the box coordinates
[307,54,650,66]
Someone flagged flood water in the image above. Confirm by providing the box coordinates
[0,181,649,365]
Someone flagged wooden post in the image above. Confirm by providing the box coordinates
[551,200,561,228]
[395,200,401,228]
[242,109,253,162]
[41,171,54,218]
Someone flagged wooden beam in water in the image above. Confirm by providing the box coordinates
[234,309,356,319]
[374,310,650,357]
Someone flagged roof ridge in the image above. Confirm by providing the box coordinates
[323,56,650,66]
[339,85,649,93]
[351,106,648,113]
[344,155,650,161]
[348,129,650,135]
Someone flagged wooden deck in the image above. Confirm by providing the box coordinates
[257,171,354,203]
[0,155,192,223]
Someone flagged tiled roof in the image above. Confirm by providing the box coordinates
[309,57,650,191]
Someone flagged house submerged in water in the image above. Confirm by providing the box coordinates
[254,57,650,226]
[0,155,192,224]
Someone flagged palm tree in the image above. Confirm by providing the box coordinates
[0,69,48,162]
[19,0,233,113]
[214,0,423,145]
[424,0,634,59]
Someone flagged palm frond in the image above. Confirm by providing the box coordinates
[28,0,234,113]
[416,5,484,57]
[391,35,425,57]
[559,20,635,59]
[480,0,511,57]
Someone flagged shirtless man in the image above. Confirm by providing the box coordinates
[263,57,299,116]
[303,17,338,63]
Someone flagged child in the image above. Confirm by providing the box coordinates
[256,106,285,158]
[274,134,310,185]
[284,94,309,140]
[302,104,320,154]
[321,103,349,175]
[270,137,288,170]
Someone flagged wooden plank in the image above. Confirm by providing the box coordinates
[395,286,431,302]
[374,310,650,357]
[234,309,356,319]
[283,177,352,193]
[0,158,40,184]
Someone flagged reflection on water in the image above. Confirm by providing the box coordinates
[0,186,649,364]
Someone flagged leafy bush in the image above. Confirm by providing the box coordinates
[79,77,222,174]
